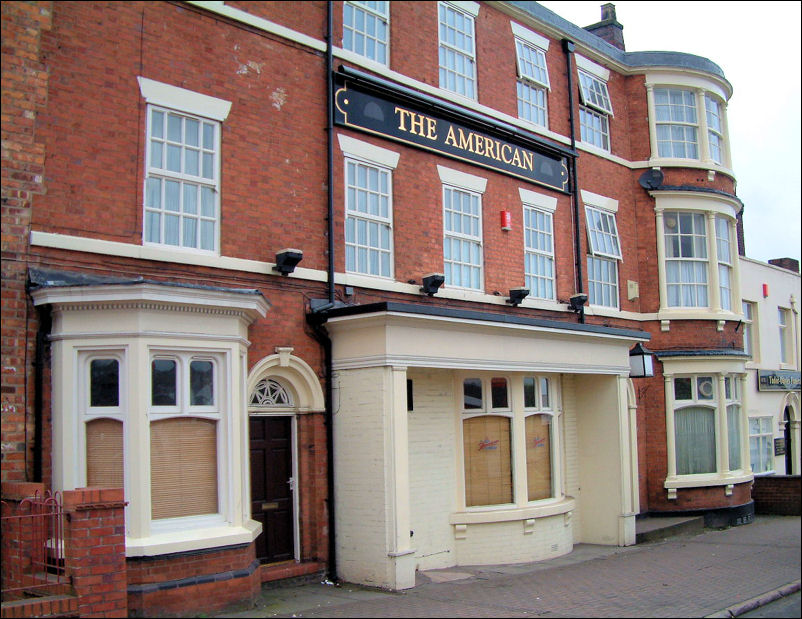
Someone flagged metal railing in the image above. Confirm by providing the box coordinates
[1,490,68,600]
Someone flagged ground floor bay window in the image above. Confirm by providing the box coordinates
[30,270,268,556]
[659,353,752,499]
[322,302,646,591]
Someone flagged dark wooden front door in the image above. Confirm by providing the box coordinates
[250,416,294,563]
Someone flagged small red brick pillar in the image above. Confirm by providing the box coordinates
[62,487,128,618]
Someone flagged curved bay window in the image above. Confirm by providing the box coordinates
[461,375,560,509]
[668,372,747,480]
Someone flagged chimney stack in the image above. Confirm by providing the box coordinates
[768,257,800,273]
[584,3,626,51]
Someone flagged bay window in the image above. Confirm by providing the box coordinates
[664,367,750,488]
[654,194,741,316]
[646,78,731,167]
[461,374,561,508]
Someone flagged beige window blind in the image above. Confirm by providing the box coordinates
[86,418,124,489]
[525,414,552,501]
[463,415,512,506]
[150,417,218,519]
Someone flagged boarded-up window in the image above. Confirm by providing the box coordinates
[150,417,217,519]
[525,414,552,501]
[463,415,512,506]
[86,418,124,488]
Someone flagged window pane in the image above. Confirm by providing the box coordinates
[86,418,124,488]
[151,418,218,518]
[674,377,692,400]
[463,416,512,506]
[490,377,508,409]
[190,360,214,406]
[463,378,482,410]
[90,359,119,407]
[727,404,741,470]
[525,414,552,501]
[675,407,716,474]
[152,359,177,406]
[524,377,537,408]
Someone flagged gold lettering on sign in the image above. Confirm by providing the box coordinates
[394,106,438,141]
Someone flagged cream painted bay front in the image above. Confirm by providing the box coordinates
[325,304,643,590]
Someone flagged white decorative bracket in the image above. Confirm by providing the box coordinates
[523,518,535,535]
[725,484,734,497]
[454,524,467,540]
[667,488,678,500]
[661,320,670,332]
[717,320,725,332]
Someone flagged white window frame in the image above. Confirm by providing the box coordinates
[584,195,621,309]
[458,373,563,511]
[78,349,128,498]
[654,87,699,159]
[344,157,394,278]
[779,307,793,366]
[663,211,709,308]
[664,368,751,490]
[749,416,775,475]
[705,94,724,164]
[741,300,758,362]
[514,37,549,128]
[439,165,486,292]
[342,1,389,65]
[577,69,612,115]
[148,349,226,534]
[138,78,230,255]
[715,215,733,311]
[438,1,477,100]
[522,197,556,300]
[338,134,400,281]
[579,106,610,151]
[654,194,742,318]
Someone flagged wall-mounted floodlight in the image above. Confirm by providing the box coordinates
[274,249,303,275]
[507,287,529,306]
[568,293,588,312]
[420,273,445,296]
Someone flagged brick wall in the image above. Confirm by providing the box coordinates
[1,1,52,485]
[752,475,801,515]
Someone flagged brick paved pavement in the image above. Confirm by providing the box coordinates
[217,515,801,618]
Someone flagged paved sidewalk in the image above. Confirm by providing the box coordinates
[217,515,801,618]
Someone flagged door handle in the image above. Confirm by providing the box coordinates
[262,502,279,511]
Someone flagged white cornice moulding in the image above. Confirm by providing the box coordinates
[137,77,232,121]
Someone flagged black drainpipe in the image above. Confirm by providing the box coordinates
[321,0,337,582]
[562,38,585,323]
[32,303,52,483]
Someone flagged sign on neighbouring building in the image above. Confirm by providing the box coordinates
[757,370,801,392]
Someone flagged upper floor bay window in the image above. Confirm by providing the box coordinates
[438,2,477,99]
[514,36,549,127]
[138,78,231,255]
[659,208,738,313]
[343,1,389,65]
[647,79,731,167]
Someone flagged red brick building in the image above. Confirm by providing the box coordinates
[2,1,756,614]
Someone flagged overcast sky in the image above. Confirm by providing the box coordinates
[539,1,802,265]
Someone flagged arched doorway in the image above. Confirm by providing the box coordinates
[247,349,325,564]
